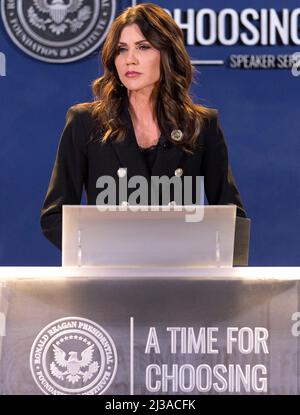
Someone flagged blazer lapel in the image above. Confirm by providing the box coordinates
[152,140,184,178]
[110,103,185,179]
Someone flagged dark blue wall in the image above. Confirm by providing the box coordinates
[1,0,299,266]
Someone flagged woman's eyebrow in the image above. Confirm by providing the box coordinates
[117,39,148,45]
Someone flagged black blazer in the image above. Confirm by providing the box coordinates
[41,103,246,249]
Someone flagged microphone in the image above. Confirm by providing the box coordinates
[158,135,168,149]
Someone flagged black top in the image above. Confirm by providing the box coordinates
[138,144,158,172]
[40,102,247,249]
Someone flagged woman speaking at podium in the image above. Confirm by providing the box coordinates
[40,3,246,249]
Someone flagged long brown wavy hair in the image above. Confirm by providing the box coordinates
[92,3,213,153]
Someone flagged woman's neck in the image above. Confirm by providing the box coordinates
[127,89,156,126]
[127,89,161,148]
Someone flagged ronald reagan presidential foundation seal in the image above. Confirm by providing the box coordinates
[1,0,116,63]
[30,316,118,395]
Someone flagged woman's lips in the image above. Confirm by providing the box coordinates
[125,71,141,78]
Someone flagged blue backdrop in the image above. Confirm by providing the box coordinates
[0,0,299,266]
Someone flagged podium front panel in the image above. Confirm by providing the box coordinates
[0,268,299,395]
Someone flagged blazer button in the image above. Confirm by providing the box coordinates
[175,168,183,177]
[117,167,127,178]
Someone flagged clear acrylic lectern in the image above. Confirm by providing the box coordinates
[62,205,243,268]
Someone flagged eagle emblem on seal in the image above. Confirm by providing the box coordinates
[28,0,92,35]
[50,343,100,384]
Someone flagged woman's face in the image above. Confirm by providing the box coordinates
[114,24,161,94]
